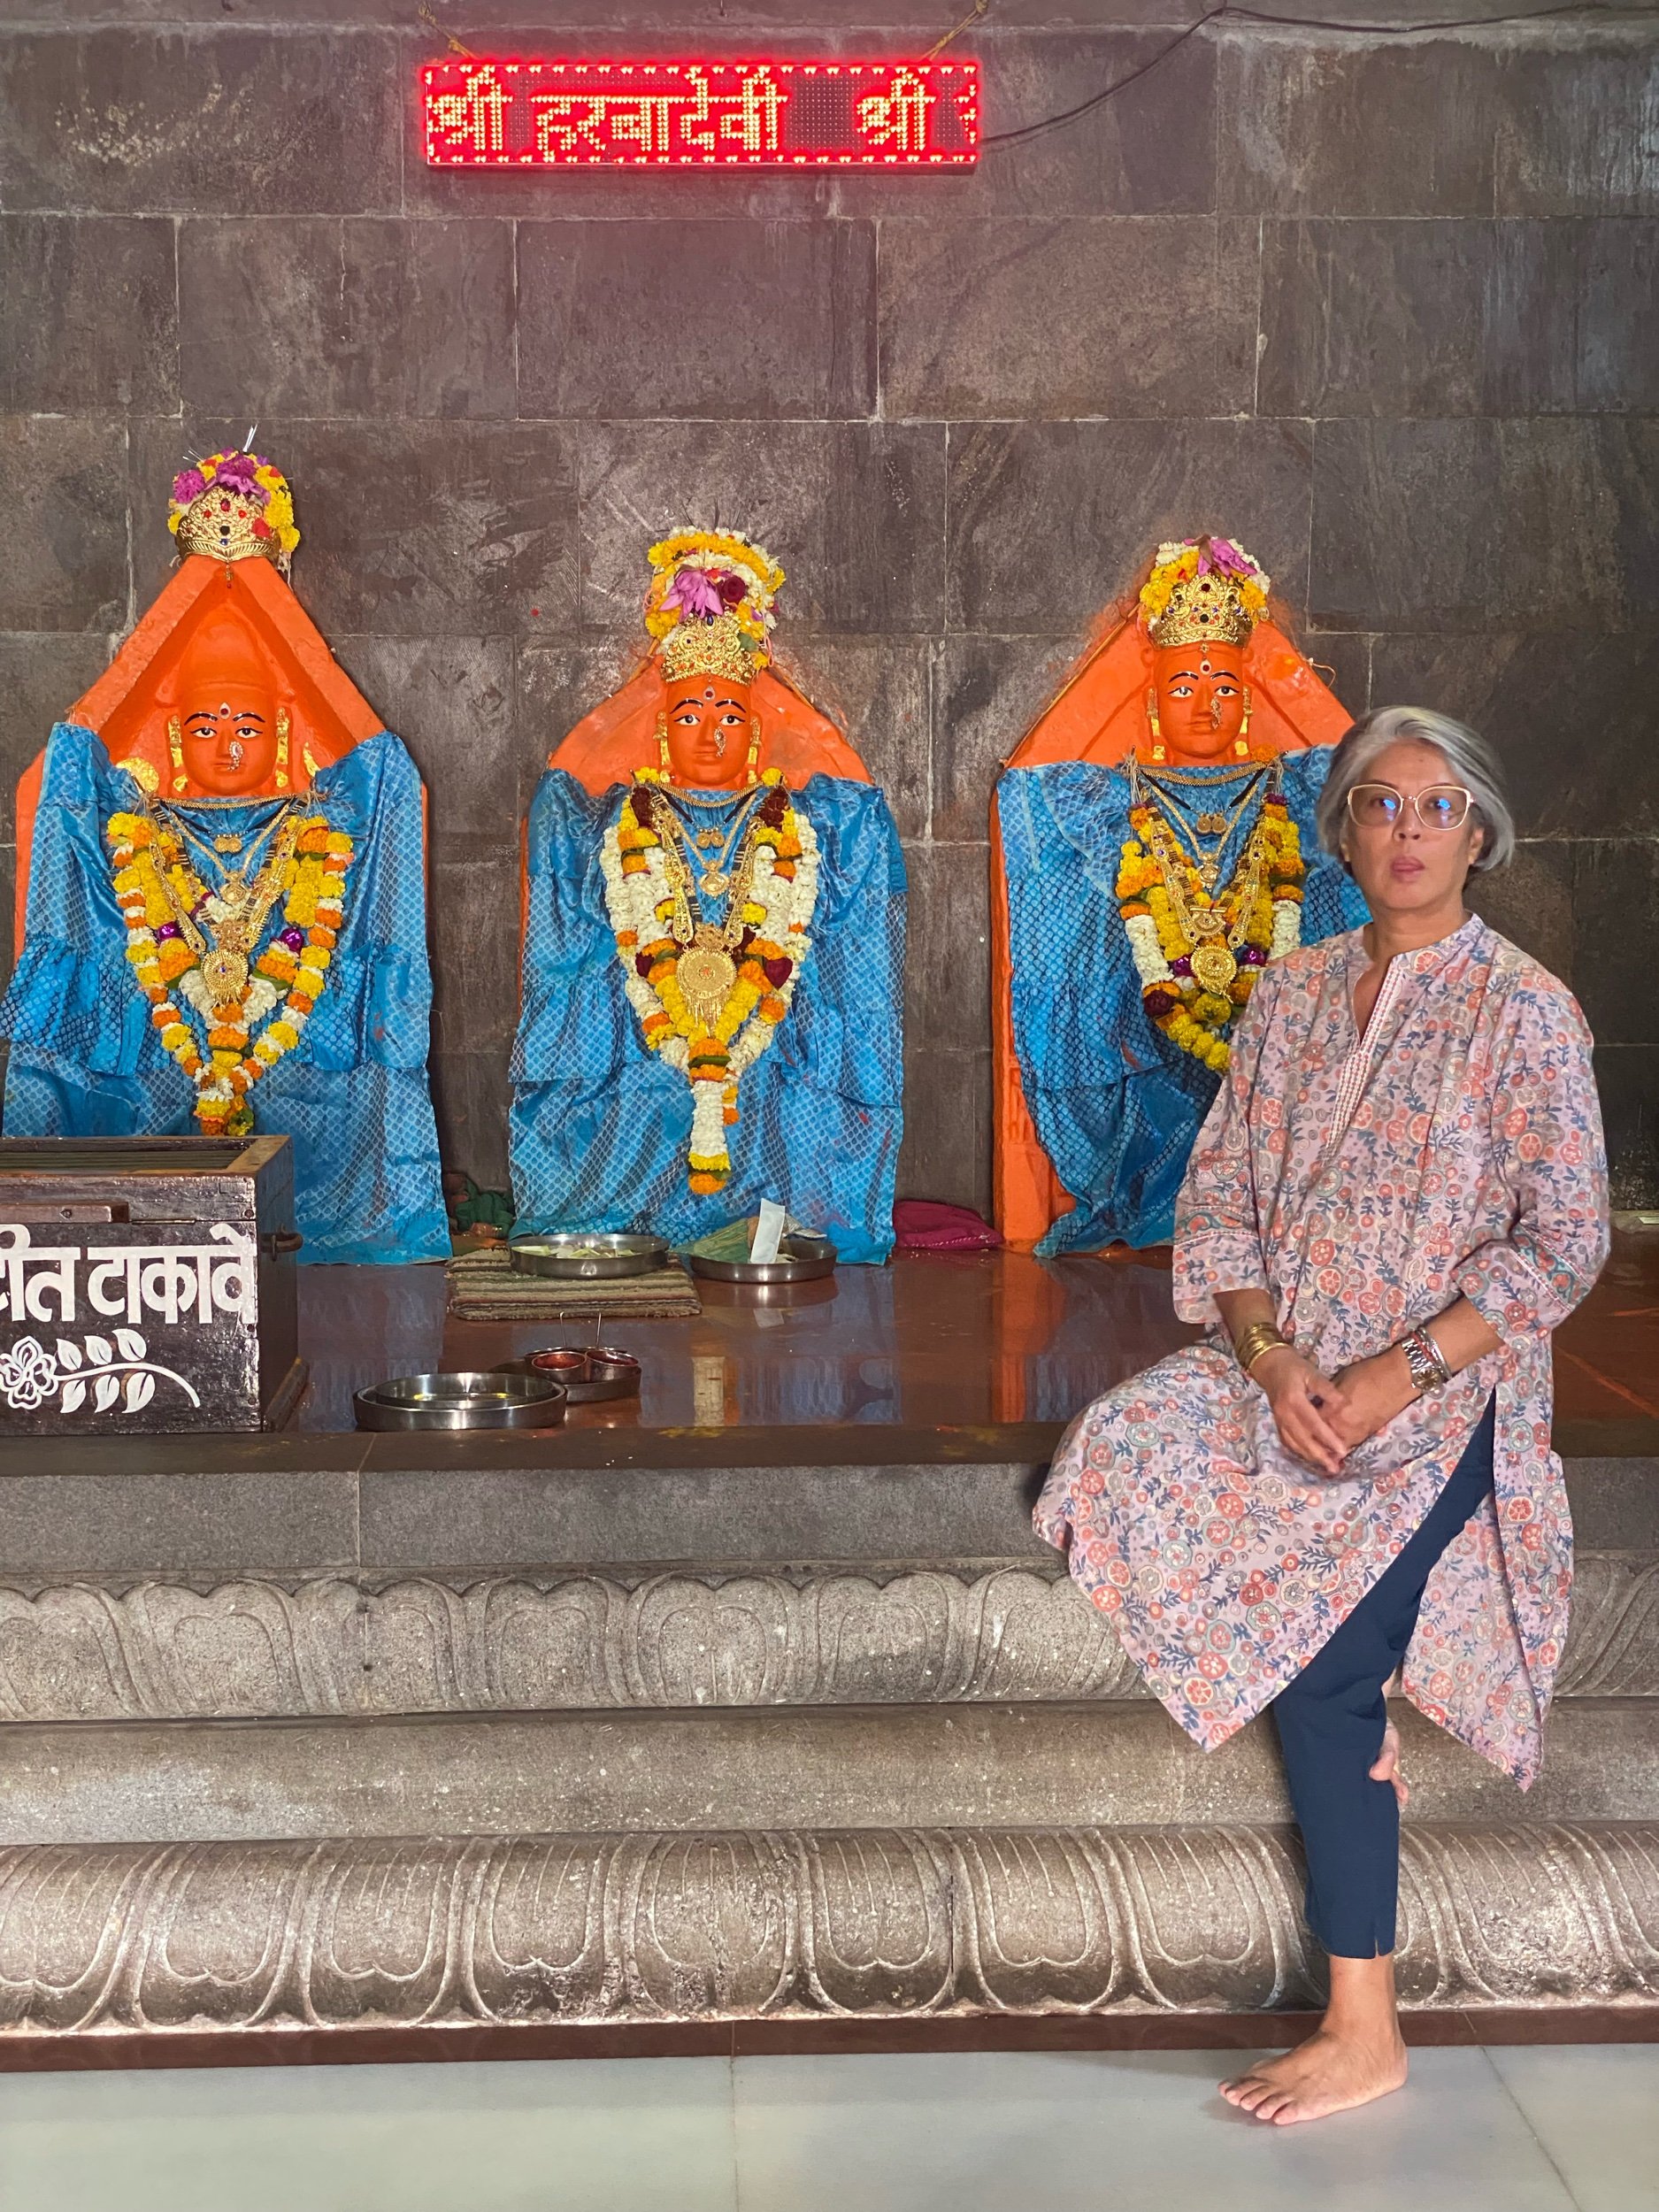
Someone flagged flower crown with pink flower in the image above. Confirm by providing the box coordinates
[644,528,785,683]
[167,449,300,566]
[1139,535,1269,650]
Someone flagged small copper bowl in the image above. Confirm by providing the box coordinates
[503,1344,642,1404]
[526,1347,589,1379]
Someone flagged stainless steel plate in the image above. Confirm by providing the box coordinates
[355,1371,567,1432]
[506,1233,670,1281]
[685,1233,838,1286]
[494,1344,643,1403]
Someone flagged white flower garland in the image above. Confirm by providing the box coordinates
[598,780,819,1187]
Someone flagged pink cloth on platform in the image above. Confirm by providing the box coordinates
[893,1199,1003,1251]
[1034,914,1609,1786]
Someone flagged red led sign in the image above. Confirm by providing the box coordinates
[421,58,979,168]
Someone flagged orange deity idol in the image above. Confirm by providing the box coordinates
[509,528,906,1263]
[993,534,1369,1254]
[0,451,449,1263]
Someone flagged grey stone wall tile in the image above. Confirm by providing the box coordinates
[131,417,578,638]
[1310,419,1659,634]
[431,1047,512,1192]
[1563,841,1659,1047]
[1302,630,1371,718]
[0,415,128,634]
[934,634,1082,843]
[578,421,947,635]
[903,839,989,1057]
[0,28,402,215]
[1368,630,1659,841]
[330,634,519,840]
[780,637,930,839]
[0,1468,360,1579]
[0,632,117,841]
[879,217,1224,420]
[1260,219,1659,419]
[0,215,177,413]
[178,219,516,421]
[1466,842,1578,995]
[1594,1044,1659,1209]
[429,833,521,1066]
[1218,35,1501,218]
[516,637,643,772]
[834,29,1217,219]
[1496,37,1659,215]
[896,1046,993,1214]
[518,219,875,419]
[948,419,1314,634]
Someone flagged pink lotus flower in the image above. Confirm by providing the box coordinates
[664,566,749,622]
[1202,537,1254,581]
[171,466,207,505]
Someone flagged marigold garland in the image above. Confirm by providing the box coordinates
[600,768,818,1194]
[1117,792,1304,1073]
[107,806,352,1136]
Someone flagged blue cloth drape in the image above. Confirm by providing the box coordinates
[510,770,906,1265]
[999,751,1369,1251]
[0,722,449,1263]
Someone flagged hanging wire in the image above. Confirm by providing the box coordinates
[981,0,1628,149]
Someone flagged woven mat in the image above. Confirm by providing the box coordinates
[446,1248,702,1322]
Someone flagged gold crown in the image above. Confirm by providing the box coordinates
[1148,570,1255,650]
[657,610,759,687]
[174,487,283,565]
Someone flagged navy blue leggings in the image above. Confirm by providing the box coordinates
[1271,1397,1497,1959]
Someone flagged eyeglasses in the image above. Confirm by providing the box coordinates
[1345,781,1473,833]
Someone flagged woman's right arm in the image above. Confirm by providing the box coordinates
[1215,1287,1352,1477]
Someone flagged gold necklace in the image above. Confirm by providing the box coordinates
[1135,764,1268,890]
[1140,806,1271,995]
[152,808,303,1006]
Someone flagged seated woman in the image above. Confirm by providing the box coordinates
[995,536,1369,1253]
[510,530,905,1264]
[0,450,448,1263]
[1036,707,1609,2122]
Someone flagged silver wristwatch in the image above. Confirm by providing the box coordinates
[1402,1325,1451,1395]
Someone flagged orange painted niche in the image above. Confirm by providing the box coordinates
[14,555,386,956]
[991,610,1353,1252]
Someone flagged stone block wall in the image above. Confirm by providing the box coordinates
[1,2,1655,1205]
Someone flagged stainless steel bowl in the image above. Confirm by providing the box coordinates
[506,1233,670,1281]
[685,1233,838,1286]
[354,1371,567,1432]
[496,1344,643,1404]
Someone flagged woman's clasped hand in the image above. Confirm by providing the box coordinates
[1251,1342,1416,1476]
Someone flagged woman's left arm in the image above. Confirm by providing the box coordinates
[1334,979,1610,1447]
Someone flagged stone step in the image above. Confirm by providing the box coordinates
[3,1551,1656,1723]
[5,1440,1655,1586]
[2,1820,1655,2036]
[6,1697,1656,1847]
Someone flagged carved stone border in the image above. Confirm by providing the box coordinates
[2,1557,1653,1722]
[2,1824,1656,2035]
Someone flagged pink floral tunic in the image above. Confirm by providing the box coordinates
[1035,915,1609,1786]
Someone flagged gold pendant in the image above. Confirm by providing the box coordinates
[1197,861,1219,890]
[1191,941,1238,994]
[1188,906,1225,936]
[200,946,250,1002]
[1194,812,1228,836]
[214,834,243,856]
[677,927,739,1034]
[695,829,723,852]
[700,868,731,898]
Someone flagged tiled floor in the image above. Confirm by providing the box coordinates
[1,2046,1655,2212]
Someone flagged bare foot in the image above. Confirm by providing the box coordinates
[1221,2024,1408,2125]
[1370,1719,1409,1809]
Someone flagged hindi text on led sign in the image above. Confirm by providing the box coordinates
[421,58,979,168]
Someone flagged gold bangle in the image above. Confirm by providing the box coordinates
[1233,1322,1290,1375]
[1244,1337,1291,1376]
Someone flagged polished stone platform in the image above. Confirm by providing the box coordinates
[1,1237,1655,2065]
[288,1234,1659,1439]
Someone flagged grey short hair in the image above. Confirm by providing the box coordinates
[1315,705,1516,874]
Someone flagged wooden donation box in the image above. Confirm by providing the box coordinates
[0,1136,304,1434]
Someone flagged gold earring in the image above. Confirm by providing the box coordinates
[167,714,188,794]
[1145,688,1166,764]
[656,711,671,773]
[1234,687,1253,758]
[745,717,761,785]
[274,706,290,791]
